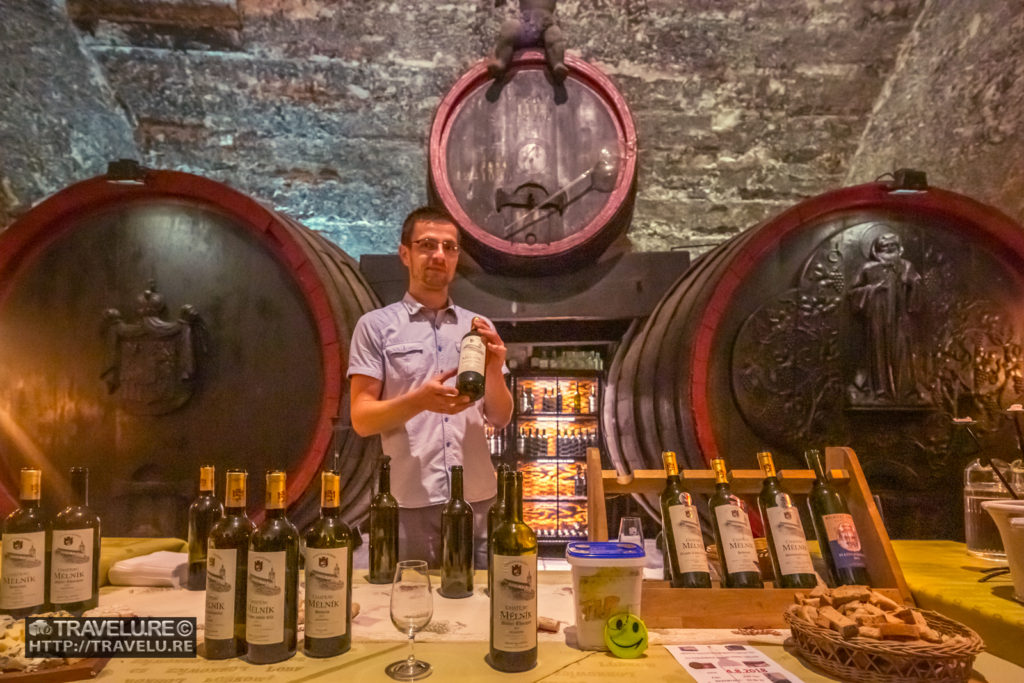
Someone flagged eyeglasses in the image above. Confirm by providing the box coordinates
[411,237,460,255]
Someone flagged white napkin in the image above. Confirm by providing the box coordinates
[108,551,189,587]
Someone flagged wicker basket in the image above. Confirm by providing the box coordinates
[784,608,984,683]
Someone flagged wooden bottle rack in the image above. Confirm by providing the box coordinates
[585,446,912,628]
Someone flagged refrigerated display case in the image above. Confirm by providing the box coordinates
[487,356,602,552]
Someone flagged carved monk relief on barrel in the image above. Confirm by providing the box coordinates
[101,280,203,416]
[732,218,1024,450]
[847,230,931,406]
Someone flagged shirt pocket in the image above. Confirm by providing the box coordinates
[384,342,426,380]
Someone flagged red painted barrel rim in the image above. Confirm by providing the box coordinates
[0,169,340,510]
[689,182,1024,464]
[428,49,637,265]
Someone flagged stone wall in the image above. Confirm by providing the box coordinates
[0,0,138,227]
[0,0,954,258]
[845,0,1024,225]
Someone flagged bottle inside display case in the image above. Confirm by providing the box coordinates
[495,345,606,554]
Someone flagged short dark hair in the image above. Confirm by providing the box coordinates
[400,206,459,246]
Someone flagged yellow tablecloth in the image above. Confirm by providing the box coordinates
[892,539,1024,667]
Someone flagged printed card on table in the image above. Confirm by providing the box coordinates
[665,643,805,683]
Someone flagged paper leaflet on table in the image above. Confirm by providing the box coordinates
[665,643,806,683]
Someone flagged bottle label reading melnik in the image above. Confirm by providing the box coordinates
[304,548,349,638]
[492,554,537,652]
[50,528,94,603]
[205,548,238,639]
[821,513,867,570]
[458,334,486,376]
[1,531,46,609]
[246,550,287,644]
[713,499,759,573]
[766,497,815,575]
[668,501,709,574]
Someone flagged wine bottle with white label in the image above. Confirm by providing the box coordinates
[188,465,224,591]
[708,458,763,588]
[204,469,255,660]
[303,470,353,658]
[489,471,537,672]
[805,449,871,586]
[756,451,817,589]
[456,318,486,401]
[50,467,101,614]
[659,451,712,588]
[1,468,48,617]
[246,470,299,664]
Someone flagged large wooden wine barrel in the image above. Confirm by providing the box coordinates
[428,50,637,275]
[0,167,381,534]
[605,182,1024,539]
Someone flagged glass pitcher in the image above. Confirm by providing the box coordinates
[964,458,1024,559]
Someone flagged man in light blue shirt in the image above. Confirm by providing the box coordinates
[348,206,513,568]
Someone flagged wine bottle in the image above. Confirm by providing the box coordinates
[489,471,537,672]
[303,470,353,657]
[659,451,712,588]
[50,467,101,614]
[487,465,510,595]
[805,449,871,586]
[188,465,224,591]
[756,451,816,589]
[246,470,299,664]
[368,456,399,584]
[440,466,474,598]
[1,468,48,617]
[205,469,255,660]
[456,319,486,401]
[708,458,763,588]
[573,382,583,414]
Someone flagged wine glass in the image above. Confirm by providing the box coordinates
[618,516,643,548]
[386,560,433,680]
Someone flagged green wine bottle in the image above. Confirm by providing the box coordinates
[489,471,537,672]
[708,458,763,588]
[440,465,474,598]
[303,470,353,657]
[456,319,486,401]
[368,456,399,584]
[487,464,510,594]
[1,468,48,617]
[246,471,299,664]
[756,451,816,589]
[50,467,101,614]
[659,451,712,588]
[188,465,224,591]
[205,469,255,660]
[805,449,871,586]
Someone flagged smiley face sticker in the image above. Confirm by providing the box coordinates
[603,612,648,658]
